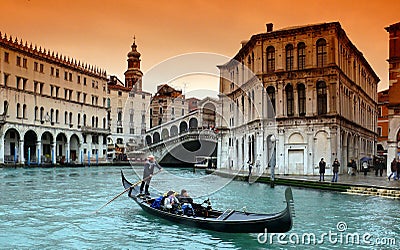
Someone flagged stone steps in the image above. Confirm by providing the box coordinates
[345,186,400,199]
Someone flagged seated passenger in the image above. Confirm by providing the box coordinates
[177,189,193,204]
[164,191,179,212]
[178,189,195,216]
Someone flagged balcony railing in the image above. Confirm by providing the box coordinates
[81,126,111,134]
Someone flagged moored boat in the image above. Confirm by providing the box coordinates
[121,170,295,233]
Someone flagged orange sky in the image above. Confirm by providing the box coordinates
[1,0,399,95]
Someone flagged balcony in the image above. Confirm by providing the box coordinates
[81,126,111,135]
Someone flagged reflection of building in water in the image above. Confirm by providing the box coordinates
[384,22,400,171]
[217,22,379,175]
[0,33,109,164]
[106,40,151,161]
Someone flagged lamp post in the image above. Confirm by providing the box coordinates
[270,135,276,188]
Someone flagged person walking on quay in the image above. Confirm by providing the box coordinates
[379,159,385,177]
[388,158,397,181]
[347,160,353,175]
[331,158,340,182]
[319,158,326,181]
[362,160,368,176]
[139,155,162,196]
[351,159,357,176]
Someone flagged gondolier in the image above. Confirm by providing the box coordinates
[139,155,162,196]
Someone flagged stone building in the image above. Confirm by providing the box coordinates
[377,89,389,157]
[107,40,151,160]
[385,22,400,169]
[0,33,109,164]
[149,84,188,128]
[217,22,379,175]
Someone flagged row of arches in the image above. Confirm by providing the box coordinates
[145,118,199,145]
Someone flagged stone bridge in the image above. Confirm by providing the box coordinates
[143,110,218,166]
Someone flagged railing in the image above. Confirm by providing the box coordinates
[81,126,110,134]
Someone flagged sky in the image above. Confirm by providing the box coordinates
[1,0,399,97]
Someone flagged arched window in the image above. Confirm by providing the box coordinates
[64,111,68,124]
[95,117,98,128]
[317,81,327,115]
[286,84,294,116]
[297,42,306,70]
[297,83,306,116]
[316,39,327,67]
[266,46,275,73]
[77,113,81,126]
[69,112,73,125]
[91,116,95,127]
[22,104,26,119]
[55,110,59,123]
[266,86,275,117]
[16,103,20,118]
[34,106,38,120]
[83,114,87,126]
[285,44,294,71]
[50,108,54,123]
[40,107,44,122]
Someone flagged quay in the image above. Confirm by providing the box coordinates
[206,168,400,199]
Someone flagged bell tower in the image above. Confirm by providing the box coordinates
[124,36,143,92]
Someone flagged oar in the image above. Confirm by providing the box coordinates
[93,169,162,214]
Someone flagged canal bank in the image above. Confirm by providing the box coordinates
[205,168,400,199]
[0,161,138,168]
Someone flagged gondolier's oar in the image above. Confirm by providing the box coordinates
[93,169,162,214]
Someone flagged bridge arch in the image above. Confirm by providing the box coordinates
[189,117,198,130]
[161,128,169,140]
[179,121,188,134]
[153,132,161,143]
[170,125,178,137]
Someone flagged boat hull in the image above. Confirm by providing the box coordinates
[121,170,294,233]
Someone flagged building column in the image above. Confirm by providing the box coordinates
[277,129,285,174]
[36,141,42,164]
[52,142,56,164]
[307,129,314,175]
[66,141,70,163]
[19,140,24,164]
[0,133,4,163]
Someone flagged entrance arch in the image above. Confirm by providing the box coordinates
[189,118,198,130]
[4,128,20,162]
[56,133,68,163]
[41,131,54,163]
[70,134,80,162]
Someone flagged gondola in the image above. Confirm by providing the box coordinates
[121,170,295,233]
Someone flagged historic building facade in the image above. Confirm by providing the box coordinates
[385,22,400,169]
[377,89,389,157]
[217,22,379,175]
[0,33,109,164]
[149,84,188,128]
[106,40,151,160]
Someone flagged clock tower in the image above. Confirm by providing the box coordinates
[124,37,143,92]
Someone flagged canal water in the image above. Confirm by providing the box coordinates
[1,166,399,249]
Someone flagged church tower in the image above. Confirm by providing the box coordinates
[124,37,143,92]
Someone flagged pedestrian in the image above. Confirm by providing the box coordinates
[362,160,368,176]
[379,159,384,177]
[351,159,357,176]
[347,160,353,175]
[388,158,397,181]
[374,158,380,177]
[319,158,326,181]
[139,155,162,196]
[397,159,400,180]
[331,158,340,182]
[247,161,253,178]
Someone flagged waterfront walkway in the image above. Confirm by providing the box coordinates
[206,168,400,198]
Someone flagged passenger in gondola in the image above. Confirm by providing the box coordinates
[177,189,195,216]
[163,191,179,213]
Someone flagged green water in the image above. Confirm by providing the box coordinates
[0,166,399,249]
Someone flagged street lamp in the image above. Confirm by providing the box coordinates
[270,135,276,188]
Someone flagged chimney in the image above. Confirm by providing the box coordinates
[266,23,273,32]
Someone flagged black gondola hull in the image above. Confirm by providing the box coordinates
[121,170,294,233]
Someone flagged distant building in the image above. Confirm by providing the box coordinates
[149,84,188,128]
[187,97,200,112]
[0,33,109,164]
[217,22,379,175]
[385,22,400,167]
[107,40,151,160]
[377,89,389,156]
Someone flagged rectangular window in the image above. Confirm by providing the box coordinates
[77,92,81,102]
[69,73,72,81]
[16,56,21,66]
[4,73,9,87]
[40,64,44,73]
[77,75,81,84]
[34,62,39,71]
[69,90,73,100]
[64,72,68,80]
[56,87,59,98]
[83,77,87,85]
[64,89,68,99]
[378,107,382,117]
[39,83,44,94]
[50,85,54,97]
[4,52,9,63]
[130,128,135,134]
[182,109,184,116]
[22,58,27,68]
[83,93,87,103]
[377,127,382,137]
[51,67,54,76]
[16,76,20,89]
[56,69,59,78]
